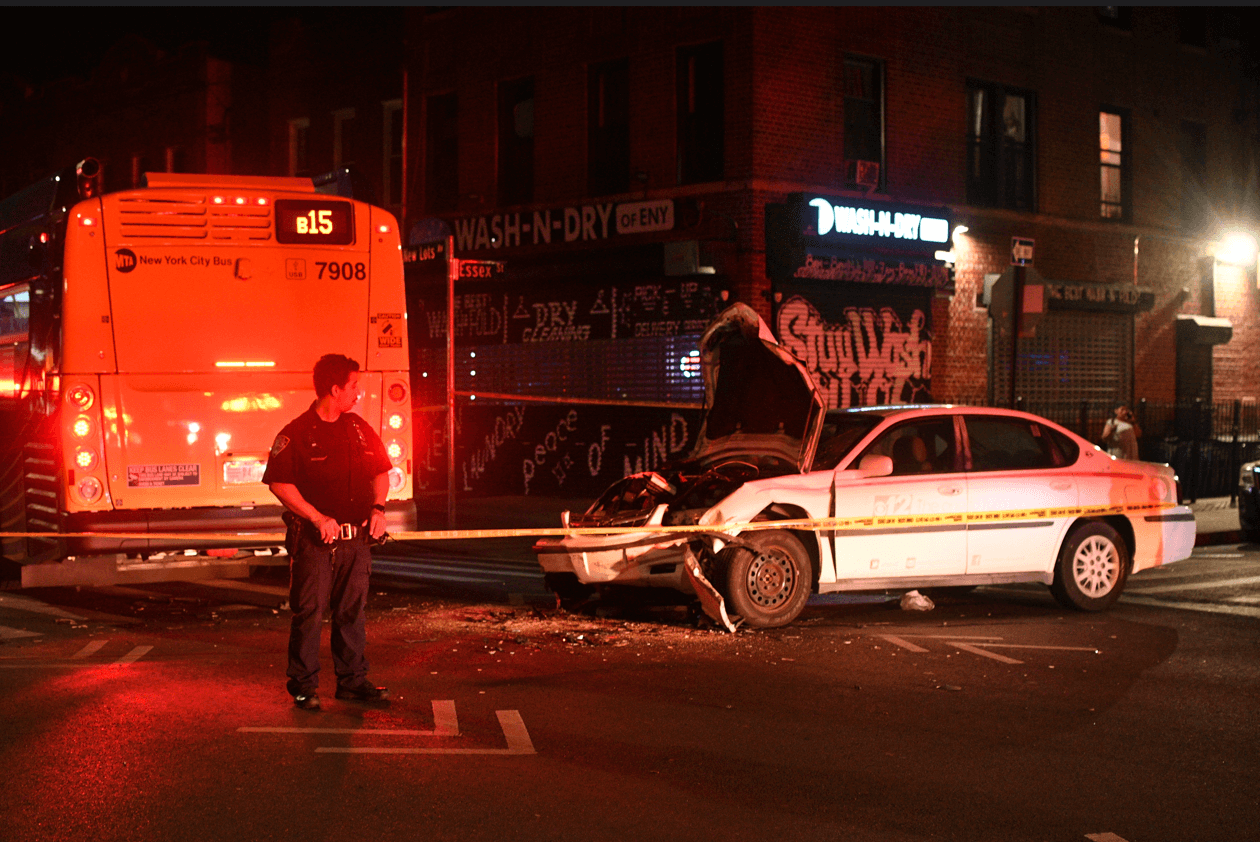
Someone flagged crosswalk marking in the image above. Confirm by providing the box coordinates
[114,645,153,665]
[240,701,535,756]
[72,640,109,658]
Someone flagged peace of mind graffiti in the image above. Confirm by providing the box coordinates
[776,295,932,410]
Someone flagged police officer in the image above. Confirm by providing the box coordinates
[263,353,392,710]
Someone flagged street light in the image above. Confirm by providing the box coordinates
[1216,231,1258,268]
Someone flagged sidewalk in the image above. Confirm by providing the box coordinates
[1188,496,1245,546]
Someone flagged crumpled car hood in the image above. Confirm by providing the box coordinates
[691,302,825,471]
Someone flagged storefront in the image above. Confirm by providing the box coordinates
[764,193,955,409]
[402,198,727,498]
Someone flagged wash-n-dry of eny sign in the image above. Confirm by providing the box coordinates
[452,199,674,253]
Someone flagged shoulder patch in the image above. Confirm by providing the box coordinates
[270,435,290,457]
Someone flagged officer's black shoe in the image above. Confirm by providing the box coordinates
[293,690,321,711]
[335,682,390,702]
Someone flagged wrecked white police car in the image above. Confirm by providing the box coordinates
[534,303,1195,629]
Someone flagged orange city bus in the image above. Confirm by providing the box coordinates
[0,162,413,585]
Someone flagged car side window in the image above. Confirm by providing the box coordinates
[965,417,1062,471]
[858,418,958,476]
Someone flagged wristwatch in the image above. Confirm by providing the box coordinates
[371,503,386,513]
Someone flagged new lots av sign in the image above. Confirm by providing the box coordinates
[794,193,952,258]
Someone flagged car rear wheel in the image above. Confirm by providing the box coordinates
[720,530,812,628]
[1050,521,1129,611]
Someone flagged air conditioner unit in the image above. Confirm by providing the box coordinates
[846,159,880,189]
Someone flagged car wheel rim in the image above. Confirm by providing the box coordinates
[746,550,796,609]
[1072,535,1119,597]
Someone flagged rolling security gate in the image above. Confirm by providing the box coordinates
[991,310,1133,407]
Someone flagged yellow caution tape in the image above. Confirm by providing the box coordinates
[0,501,1186,543]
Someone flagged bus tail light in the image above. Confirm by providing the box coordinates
[78,477,103,503]
[74,447,98,471]
[71,416,95,439]
[386,440,406,464]
[67,384,94,410]
[387,412,406,431]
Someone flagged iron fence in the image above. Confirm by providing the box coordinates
[947,396,1257,501]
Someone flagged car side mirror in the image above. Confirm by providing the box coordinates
[856,454,893,478]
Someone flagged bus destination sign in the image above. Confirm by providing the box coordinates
[275,199,355,246]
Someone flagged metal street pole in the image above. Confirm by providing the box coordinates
[446,234,457,528]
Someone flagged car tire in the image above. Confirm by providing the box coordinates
[720,530,812,628]
[1050,521,1129,611]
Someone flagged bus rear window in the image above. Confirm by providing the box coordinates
[0,285,30,398]
[275,200,355,246]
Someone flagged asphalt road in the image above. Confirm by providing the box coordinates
[1,545,1257,842]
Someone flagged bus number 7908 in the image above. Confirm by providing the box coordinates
[315,261,367,280]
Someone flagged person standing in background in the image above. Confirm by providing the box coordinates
[1102,403,1142,461]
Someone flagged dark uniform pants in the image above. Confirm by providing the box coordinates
[286,526,372,695]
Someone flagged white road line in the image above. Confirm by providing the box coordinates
[977,644,1099,652]
[866,633,1003,640]
[0,593,84,620]
[1128,574,1260,594]
[315,710,535,755]
[0,625,41,640]
[876,634,928,652]
[239,700,459,737]
[1085,833,1131,842]
[72,640,108,658]
[1189,552,1243,558]
[947,641,1023,664]
[114,645,152,665]
[200,579,288,596]
[1120,595,1260,619]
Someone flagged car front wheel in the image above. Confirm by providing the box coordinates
[720,530,813,628]
[1050,521,1129,611]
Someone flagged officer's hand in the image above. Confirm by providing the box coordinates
[368,509,387,540]
[315,514,340,544]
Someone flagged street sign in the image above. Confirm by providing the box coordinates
[457,259,506,280]
[1012,237,1034,266]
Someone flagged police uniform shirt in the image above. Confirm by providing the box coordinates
[263,405,392,525]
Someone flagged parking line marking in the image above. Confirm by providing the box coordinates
[72,640,108,658]
[114,645,152,665]
[1085,833,1130,842]
[315,710,535,755]
[0,625,41,641]
[0,593,84,620]
[948,641,1023,664]
[239,700,459,737]
[876,634,928,652]
[1120,595,1260,619]
[1127,574,1260,594]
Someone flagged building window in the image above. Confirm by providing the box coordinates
[1098,7,1131,30]
[130,154,151,188]
[164,146,187,174]
[1179,120,1208,232]
[588,58,630,196]
[1099,109,1127,220]
[497,77,535,206]
[1176,8,1209,48]
[383,99,403,207]
[966,81,1035,211]
[843,56,884,191]
[287,117,310,177]
[333,107,356,168]
[677,41,724,185]
[425,93,459,214]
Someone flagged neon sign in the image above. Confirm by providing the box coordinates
[808,197,949,244]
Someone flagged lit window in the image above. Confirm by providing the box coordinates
[1100,110,1126,219]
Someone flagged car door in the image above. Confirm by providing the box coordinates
[832,415,968,580]
[962,415,1078,574]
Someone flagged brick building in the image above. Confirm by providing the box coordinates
[1,7,1256,497]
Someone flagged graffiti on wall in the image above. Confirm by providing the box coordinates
[776,294,932,409]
